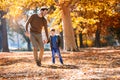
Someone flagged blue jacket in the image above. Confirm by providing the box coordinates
[48,35,61,48]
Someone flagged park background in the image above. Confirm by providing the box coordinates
[0,0,120,52]
[0,0,120,80]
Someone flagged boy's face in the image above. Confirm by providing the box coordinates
[51,31,55,36]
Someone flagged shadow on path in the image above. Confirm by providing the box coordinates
[41,64,79,69]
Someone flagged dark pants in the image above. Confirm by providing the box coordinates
[51,47,63,64]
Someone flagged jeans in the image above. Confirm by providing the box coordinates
[51,47,63,64]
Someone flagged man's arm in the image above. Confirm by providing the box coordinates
[25,15,33,32]
[25,15,33,37]
[44,19,49,40]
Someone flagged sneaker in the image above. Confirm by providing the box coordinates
[61,62,64,65]
[36,60,41,66]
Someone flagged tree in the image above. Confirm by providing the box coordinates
[60,2,77,51]
[8,15,32,51]
[0,0,120,51]
[0,21,2,51]
[71,0,120,47]
[0,10,9,52]
[2,18,9,52]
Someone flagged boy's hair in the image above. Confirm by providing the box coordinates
[50,28,55,32]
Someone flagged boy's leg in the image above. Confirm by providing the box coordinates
[56,48,63,64]
[52,48,56,64]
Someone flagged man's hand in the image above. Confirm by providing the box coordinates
[25,31,30,38]
[43,40,48,44]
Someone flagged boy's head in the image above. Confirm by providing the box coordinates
[50,28,55,36]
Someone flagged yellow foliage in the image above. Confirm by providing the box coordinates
[0,0,119,33]
[83,39,93,47]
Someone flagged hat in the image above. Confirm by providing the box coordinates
[40,6,48,11]
[50,28,55,31]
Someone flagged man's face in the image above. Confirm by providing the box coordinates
[42,10,48,16]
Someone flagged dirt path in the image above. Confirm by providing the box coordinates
[0,48,120,80]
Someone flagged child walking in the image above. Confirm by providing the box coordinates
[49,29,63,65]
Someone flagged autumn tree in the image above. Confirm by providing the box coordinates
[0,0,120,51]
[70,0,120,47]
[0,10,9,52]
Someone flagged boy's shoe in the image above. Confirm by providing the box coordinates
[52,63,55,65]
[60,62,64,66]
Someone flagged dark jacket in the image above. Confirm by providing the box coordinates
[48,35,61,48]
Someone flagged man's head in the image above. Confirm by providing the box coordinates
[40,6,48,16]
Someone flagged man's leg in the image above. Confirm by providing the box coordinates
[39,48,44,64]
[37,33,44,66]
[33,47,41,66]
[30,32,40,66]
[33,47,38,61]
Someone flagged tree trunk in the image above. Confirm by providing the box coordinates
[1,18,9,52]
[60,31,64,49]
[22,33,32,51]
[0,11,2,51]
[95,27,101,47]
[75,33,78,48]
[0,30,2,51]
[61,6,77,51]
[79,32,84,48]
[27,38,32,51]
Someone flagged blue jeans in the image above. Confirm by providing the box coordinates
[51,47,63,64]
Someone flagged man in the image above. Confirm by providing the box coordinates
[25,6,49,66]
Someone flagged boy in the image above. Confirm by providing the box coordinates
[49,29,63,65]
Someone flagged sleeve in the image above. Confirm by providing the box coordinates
[25,15,33,31]
[43,19,49,40]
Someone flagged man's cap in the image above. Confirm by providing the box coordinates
[40,6,48,11]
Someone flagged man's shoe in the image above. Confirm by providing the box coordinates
[36,60,41,66]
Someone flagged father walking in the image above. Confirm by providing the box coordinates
[25,6,49,66]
